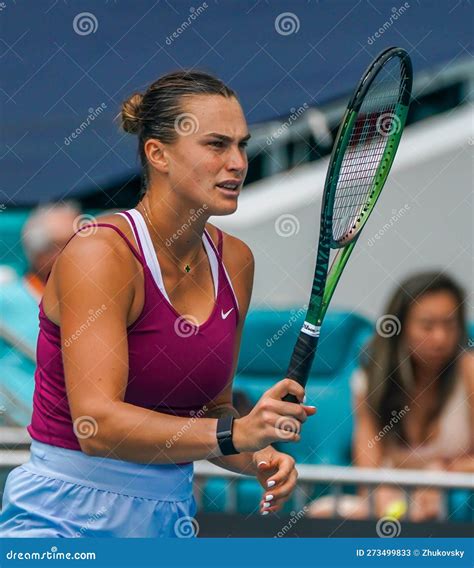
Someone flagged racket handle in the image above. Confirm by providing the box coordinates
[282,332,319,403]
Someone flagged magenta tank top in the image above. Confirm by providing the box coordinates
[28,209,239,451]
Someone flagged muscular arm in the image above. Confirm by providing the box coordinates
[57,231,221,464]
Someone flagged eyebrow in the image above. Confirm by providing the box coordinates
[204,132,251,142]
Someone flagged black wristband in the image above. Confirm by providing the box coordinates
[216,415,239,456]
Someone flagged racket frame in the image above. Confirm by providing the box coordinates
[285,47,412,393]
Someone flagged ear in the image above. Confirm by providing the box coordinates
[144,138,169,174]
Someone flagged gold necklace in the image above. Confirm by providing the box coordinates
[140,201,201,274]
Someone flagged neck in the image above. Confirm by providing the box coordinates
[412,360,442,388]
[138,191,209,268]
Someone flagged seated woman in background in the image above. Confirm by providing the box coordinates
[308,272,473,521]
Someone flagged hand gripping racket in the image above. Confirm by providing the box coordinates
[284,47,413,403]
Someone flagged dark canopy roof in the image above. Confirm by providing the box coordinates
[1,0,471,205]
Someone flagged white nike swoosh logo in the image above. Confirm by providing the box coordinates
[221,308,234,320]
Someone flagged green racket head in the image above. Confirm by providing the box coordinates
[322,47,413,248]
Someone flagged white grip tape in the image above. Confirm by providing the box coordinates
[301,322,321,337]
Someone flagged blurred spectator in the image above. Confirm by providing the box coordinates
[308,272,473,521]
[0,202,80,426]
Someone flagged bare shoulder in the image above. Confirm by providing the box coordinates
[205,223,254,271]
[205,223,255,315]
[460,350,474,394]
[55,212,139,278]
[46,212,141,320]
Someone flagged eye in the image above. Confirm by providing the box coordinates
[209,141,225,148]
[239,141,248,149]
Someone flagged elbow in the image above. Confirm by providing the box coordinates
[77,431,107,457]
[72,413,110,457]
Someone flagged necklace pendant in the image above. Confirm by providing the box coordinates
[184,264,191,273]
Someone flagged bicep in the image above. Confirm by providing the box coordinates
[56,236,134,446]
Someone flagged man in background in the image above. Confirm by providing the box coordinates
[0,202,80,426]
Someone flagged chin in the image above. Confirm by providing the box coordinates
[211,201,239,216]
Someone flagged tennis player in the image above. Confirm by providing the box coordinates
[0,71,316,537]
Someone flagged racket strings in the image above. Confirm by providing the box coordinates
[332,58,404,243]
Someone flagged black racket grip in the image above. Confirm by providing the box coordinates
[282,332,319,404]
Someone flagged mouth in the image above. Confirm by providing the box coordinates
[215,180,242,197]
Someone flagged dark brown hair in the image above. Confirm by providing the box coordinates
[118,70,236,199]
[362,272,467,445]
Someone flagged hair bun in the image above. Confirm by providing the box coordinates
[120,92,143,135]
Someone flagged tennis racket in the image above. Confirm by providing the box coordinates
[284,47,413,403]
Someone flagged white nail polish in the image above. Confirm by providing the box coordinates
[303,395,307,404]
[265,494,274,501]
[263,502,271,508]
[257,461,267,467]
[261,511,269,515]
[267,480,276,488]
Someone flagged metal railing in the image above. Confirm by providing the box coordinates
[1,429,472,521]
[193,461,473,520]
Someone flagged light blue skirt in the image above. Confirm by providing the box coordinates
[0,440,197,538]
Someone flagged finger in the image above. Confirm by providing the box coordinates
[263,470,298,504]
[266,378,305,402]
[265,459,296,487]
[270,400,311,423]
[256,460,278,486]
[261,497,289,514]
[260,489,293,514]
[302,404,317,416]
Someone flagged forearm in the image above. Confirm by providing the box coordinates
[446,454,474,472]
[84,400,221,464]
[208,452,258,476]
[205,403,258,475]
[208,444,277,477]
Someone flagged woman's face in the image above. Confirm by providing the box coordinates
[404,291,461,369]
[161,94,249,215]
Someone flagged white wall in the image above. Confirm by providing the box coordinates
[212,105,473,320]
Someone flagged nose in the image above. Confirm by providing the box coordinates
[226,145,247,174]
[431,325,449,347]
